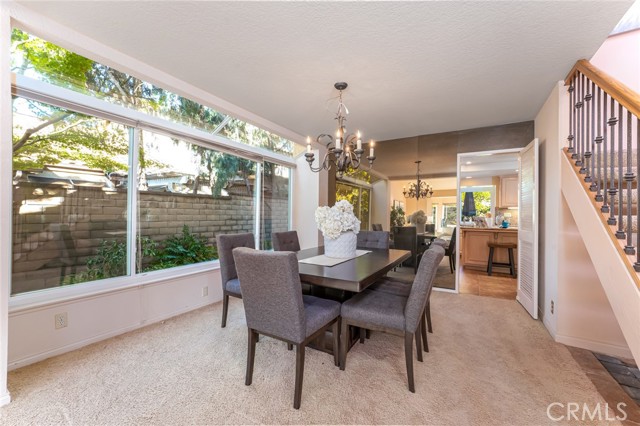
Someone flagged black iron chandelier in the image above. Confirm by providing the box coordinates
[305,82,375,176]
[403,160,433,200]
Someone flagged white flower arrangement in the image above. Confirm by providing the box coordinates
[315,200,361,240]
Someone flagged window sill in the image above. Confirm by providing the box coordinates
[9,261,220,314]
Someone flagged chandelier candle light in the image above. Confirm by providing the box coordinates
[305,82,375,176]
[403,160,433,200]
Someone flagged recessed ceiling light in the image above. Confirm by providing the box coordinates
[466,176,473,179]
[515,169,519,172]
[465,161,472,165]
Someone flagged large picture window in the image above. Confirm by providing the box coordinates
[9,28,295,297]
[336,182,371,231]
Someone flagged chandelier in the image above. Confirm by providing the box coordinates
[305,82,375,176]
[403,161,433,200]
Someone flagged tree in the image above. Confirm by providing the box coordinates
[460,191,492,216]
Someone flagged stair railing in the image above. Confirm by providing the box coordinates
[565,60,640,271]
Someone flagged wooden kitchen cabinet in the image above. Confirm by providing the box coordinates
[500,176,519,208]
[461,228,518,270]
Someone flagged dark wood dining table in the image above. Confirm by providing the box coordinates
[296,246,411,354]
[296,247,411,294]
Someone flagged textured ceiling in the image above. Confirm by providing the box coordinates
[17,1,633,144]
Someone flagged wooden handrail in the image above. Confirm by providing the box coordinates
[565,59,640,119]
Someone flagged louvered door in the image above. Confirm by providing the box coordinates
[517,139,539,318]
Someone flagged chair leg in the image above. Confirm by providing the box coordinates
[359,327,366,344]
[487,247,494,276]
[340,320,349,371]
[420,313,428,353]
[452,252,456,271]
[245,328,257,386]
[332,319,340,367]
[287,343,293,351]
[366,329,371,339]
[426,302,433,333]
[415,326,423,362]
[423,316,429,352]
[293,344,305,409]
[221,294,230,328]
[404,332,415,393]
[449,255,454,273]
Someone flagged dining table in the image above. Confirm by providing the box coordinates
[295,246,411,354]
[296,246,411,294]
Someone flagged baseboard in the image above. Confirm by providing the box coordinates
[540,308,557,339]
[8,299,218,371]
[0,391,10,407]
[555,333,633,360]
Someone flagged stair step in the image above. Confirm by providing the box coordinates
[573,150,640,168]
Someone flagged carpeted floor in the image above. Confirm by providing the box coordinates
[0,292,617,425]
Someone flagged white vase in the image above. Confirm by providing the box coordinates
[324,231,357,258]
[415,223,426,234]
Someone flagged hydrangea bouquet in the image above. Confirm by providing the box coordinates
[315,200,361,240]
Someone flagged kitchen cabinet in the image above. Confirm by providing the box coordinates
[460,228,518,269]
[500,176,518,208]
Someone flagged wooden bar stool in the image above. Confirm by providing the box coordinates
[486,242,517,277]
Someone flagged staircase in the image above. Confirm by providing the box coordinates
[562,60,640,363]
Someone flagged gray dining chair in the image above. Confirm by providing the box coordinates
[272,230,301,252]
[371,223,383,231]
[339,246,444,393]
[357,230,390,249]
[431,238,447,248]
[233,247,341,409]
[216,232,255,328]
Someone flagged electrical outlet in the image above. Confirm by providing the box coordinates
[54,312,68,329]
[202,286,208,297]
[550,300,554,314]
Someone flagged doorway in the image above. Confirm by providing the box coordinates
[455,149,521,300]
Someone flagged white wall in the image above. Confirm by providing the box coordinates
[9,268,222,370]
[293,150,325,248]
[371,180,390,230]
[534,81,564,337]
[0,3,12,407]
[591,29,640,92]
[556,197,632,358]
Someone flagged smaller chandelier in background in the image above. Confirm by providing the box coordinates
[305,82,375,176]
[403,160,433,200]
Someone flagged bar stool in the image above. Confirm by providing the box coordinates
[486,242,517,277]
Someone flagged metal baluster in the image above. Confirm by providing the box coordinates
[617,102,625,239]
[602,91,609,212]
[584,80,593,181]
[589,82,597,190]
[577,74,585,169]
[571,76,578,159]
[568,82,575,154]
[595,86,603,200]
[624,110,635,253]
[608,97,617,225]
[635,116,640,271]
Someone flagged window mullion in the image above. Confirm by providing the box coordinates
[128,127,140,276]
[254,162,262,249]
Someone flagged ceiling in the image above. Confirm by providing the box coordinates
[460,152,520,179]
[17,1,633,145]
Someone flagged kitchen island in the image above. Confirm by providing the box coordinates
[460,227,518,270]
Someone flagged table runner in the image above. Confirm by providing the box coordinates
[298,250,371,267]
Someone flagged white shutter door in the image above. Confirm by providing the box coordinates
[517,139,539,319]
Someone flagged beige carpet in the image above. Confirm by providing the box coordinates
[0,292,617,425]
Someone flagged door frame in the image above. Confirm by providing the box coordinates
[454,148,522,294]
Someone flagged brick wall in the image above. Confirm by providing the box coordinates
[12,182,288,295]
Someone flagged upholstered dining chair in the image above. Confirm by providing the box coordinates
[339,246,444,393]
[356,230,390,249]
[216,233,255,328]
[233,247,341,409]
[272,230,301,252]
[445,227,457,273]
[371,223,383,231]
[431,238,447,248]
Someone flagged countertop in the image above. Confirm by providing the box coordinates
[460,227,518,232]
